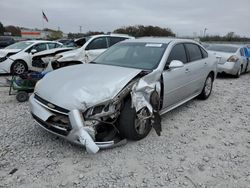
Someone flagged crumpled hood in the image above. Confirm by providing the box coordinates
[35,64,142,110]
[0,49,20,57]
[33,47,74,58]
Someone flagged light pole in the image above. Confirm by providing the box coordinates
[204,28,208,37]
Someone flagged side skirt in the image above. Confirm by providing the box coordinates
[159,92,200,116]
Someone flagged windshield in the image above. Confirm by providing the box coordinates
[5,41,34,50]
[94,42,167,70]
[207,45,238,53]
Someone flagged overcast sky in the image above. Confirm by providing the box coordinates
[1,0,250,37]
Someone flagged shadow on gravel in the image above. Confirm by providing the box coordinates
[216,72,249,79]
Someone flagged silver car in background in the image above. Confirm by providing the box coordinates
[29,38,217,153]
[207,44,249,78]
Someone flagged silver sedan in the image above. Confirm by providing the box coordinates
[207,44,249,78]
[29,38,217,153]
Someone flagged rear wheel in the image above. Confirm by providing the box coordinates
[11,61,28,75]
[16,91,29,102]
[117,99,152,140]
[235,66,242,78]
[198,74,213,100]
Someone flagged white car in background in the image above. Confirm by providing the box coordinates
[0,40,62,74]
[207,44,249,78]
[51,34,134,68]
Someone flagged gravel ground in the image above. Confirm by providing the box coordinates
[0,73,250,188]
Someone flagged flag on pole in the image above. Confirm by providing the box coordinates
[42,11,49,22]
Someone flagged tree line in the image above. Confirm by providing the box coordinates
[201,32,250,42]
[0,22,21,36]
[1,21,250,42]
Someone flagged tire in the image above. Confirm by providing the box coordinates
[198,74,213,100]
[11,60,28,75]
[16,91,29,102]
[235,66,242,78]
[245,62,249,73]
[117,99,152,140]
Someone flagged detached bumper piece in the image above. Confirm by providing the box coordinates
[30,94,126,154]
[68,110,99,154]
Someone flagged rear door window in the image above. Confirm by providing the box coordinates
[109,37,128,47]
[166,43,187,65]
[86,37,108,50]
[185,43,203,62]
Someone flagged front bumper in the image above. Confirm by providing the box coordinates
[29,94,124,153]
[217,61,240,75]
[0,58,14,74]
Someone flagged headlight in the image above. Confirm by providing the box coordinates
[88,104,109,116]
[0,56,7,62]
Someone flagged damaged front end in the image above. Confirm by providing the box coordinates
[30,69,162,154]
[30,93,127,154]
[131,70,162,136]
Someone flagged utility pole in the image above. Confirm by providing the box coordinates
[79,26,82,33]
[204,28,208,37]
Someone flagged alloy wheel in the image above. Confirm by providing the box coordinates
[13,62,26,75]
[134,108,148,135]
[204,76,212,97]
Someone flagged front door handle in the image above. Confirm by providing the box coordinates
[185,68,190,73]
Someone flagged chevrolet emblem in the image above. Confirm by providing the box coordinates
[47,103,55,109]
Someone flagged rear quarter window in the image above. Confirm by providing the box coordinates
[185,43,203,62]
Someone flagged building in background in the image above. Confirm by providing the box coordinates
[20,28,51,39]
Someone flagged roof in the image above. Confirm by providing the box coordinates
[123,37,196,44]
[90,34,134,39]
[19,40,60,44]
[207,43,245,48]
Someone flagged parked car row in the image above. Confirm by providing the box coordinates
[0,34,133,74]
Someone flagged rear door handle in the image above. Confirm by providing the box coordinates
[185,68,190,73]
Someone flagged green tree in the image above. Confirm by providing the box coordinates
[114,25,175,37]
[4,25,21,36]
[48,30,63,40]
[0,22,5,35]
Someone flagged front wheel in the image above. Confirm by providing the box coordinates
[117,99,152,140]
[11,61,28,75]
[198,74,213,100]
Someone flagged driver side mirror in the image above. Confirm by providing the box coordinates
[168,60,184,69]
[31,49,37,54]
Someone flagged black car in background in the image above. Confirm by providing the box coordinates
[0,36,15,48]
